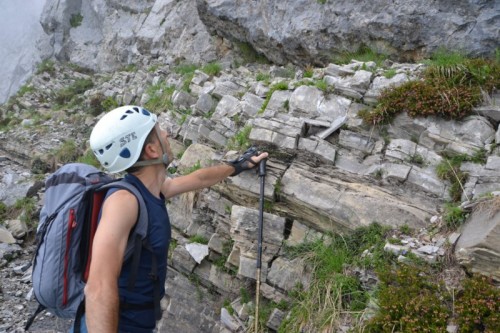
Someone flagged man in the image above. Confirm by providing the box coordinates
[80,105,267,332]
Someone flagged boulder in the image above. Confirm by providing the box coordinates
[455,198,500,281]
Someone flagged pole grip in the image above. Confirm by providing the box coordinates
[259,158,267,177]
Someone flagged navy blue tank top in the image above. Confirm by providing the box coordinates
[106,174,171,332]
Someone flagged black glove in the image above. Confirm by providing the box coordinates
[226,147,260,176]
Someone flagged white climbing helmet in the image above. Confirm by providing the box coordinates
[90,105,157,173]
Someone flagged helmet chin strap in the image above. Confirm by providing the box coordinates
[132,126,170,168]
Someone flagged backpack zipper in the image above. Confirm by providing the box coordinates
[63,208,77,306]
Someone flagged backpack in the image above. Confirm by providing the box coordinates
[25,163,152,330]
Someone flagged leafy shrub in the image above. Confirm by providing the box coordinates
[361,78,482,125]
[102,96,118,111]
[366,264,449,332]
[88,94,118,116]
[361,52,499,125]
[70,13,83,28]
[455,275,500,332]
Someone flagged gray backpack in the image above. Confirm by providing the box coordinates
[26,163,150,330]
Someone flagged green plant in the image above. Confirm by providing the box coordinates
[144,82,176,112]
[407,153,426,166]
[455,275,500,332]
[69,13,83,28]
[281,225,389,332]
[259,81,289,114]
[235,41,269,64]
[17,84,35,97]
[374,168,385,180]
[332,45,387,66]
[102,96,119,111]
[399,224,412,235]
[223,298,235,315]
[53,140,81,164]
[366,264,450,332]
[148,64,160,73]
[314,79,328,92]
[174,63,198,76]
[227,125,252,151]
[212,239,236,276]
[383,69,397,79]
[77,149,100,167]
[240,287,251,304]
[54,78,94,107]
[14,197,37,227]
[0,202,7,223]
[442,204,467,230]
[256,72,271,82]
[122,64,137,72]
[361,52,499,125]
[189,234,209,245]
[282,100,290,111]
[435,151,487,202]
[201,62,222,76]
[36,60,56,76]
[168,239,178,259]
[304,65,314,78]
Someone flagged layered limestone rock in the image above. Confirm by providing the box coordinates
[196,0,500,65]
[456,199,500,281]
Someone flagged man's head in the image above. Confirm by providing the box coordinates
[90,105,169,173]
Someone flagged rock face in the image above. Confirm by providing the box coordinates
[196,0,500,65]
[456,199,500,281]
[2,55,500,332]
[40,0,218,71]
[0,0,51,103]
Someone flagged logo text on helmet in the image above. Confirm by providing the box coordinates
[119,132,138,147]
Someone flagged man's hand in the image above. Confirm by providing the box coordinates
[227,147,268,176]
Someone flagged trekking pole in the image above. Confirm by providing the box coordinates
[254,158,267,333]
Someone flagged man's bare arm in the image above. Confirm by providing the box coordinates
[161,152,268,199]
[84,190,138,332]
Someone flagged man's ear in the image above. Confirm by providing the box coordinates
[143,141,161,159]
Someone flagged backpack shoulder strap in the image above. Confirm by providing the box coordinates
[98,180,149,261]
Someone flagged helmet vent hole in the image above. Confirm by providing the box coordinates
[133,107,140,113]
[142,108,151,116]
[119,148,131,158]
[105,143,113,150]
[97,149,104,155]
[120,115,127,120]
[125,110,134,114]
